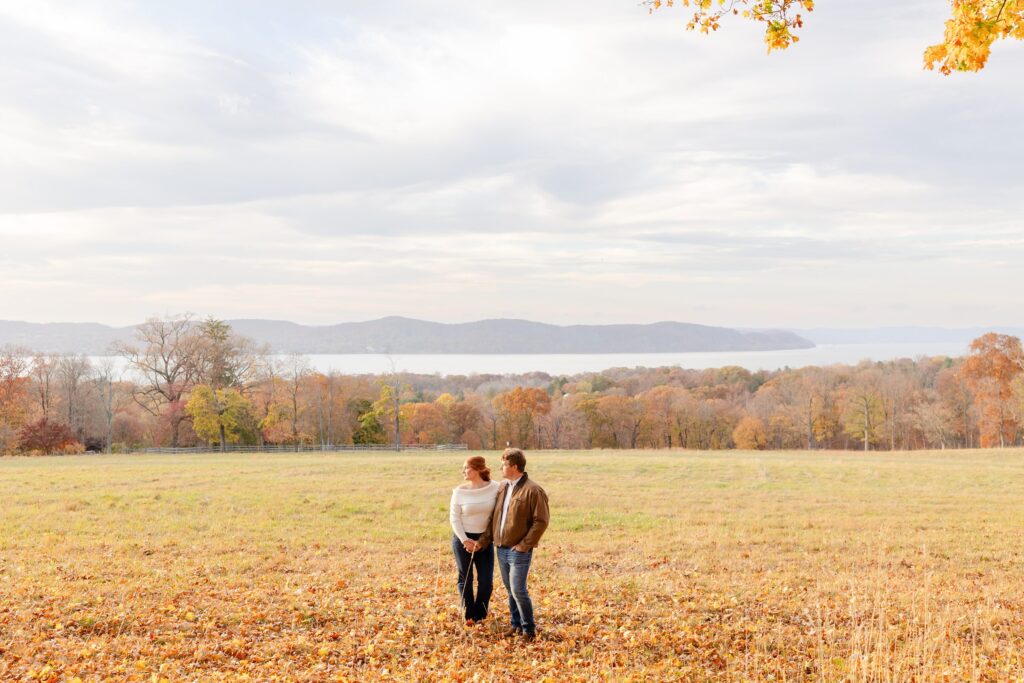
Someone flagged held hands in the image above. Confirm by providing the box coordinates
[463,539,478,552]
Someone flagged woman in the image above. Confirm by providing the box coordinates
[449,456,500,625]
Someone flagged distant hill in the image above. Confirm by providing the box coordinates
[0,317,813,354]
[0,321,137,355]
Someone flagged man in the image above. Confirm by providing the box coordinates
[474,447,549,641]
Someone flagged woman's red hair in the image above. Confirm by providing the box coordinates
[465,456,490,481]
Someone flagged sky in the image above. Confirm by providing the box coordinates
[1,0,1022,329]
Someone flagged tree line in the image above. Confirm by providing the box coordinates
[1,317,1022,454]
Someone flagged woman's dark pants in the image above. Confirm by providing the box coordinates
[451,532,494,621]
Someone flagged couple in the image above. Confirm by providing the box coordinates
[448,448,549,641]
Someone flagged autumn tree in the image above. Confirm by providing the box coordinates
[733,415,768,450]
[538,394,588,449]
[692,399,739,449]
[464,391,500,449]
[935,365,973,447]
[186,386,257,447]
[596,394,646,448]
[841,371,886,451]
[879,364,919,451]
[961,333,1023,447]
[746,377,805,449]
[57,354,92,440]
[306,372,359,448]
[911,390,956,449]
[92,358,129,454]
[29,352,59,421]
[260,354,312,450]
[648,0,1024,73]
[402,401,447,444]
[668,390,702,449]
[436,393,483,446]
[371,382,413,448]
[193,318,265,450]
[1012,373,1024,445]
[0,347,31,453]
[640,385,691,448]
[250,357,282,449]
[494,387,552,448]
[116,315,205,447]
[351,398,387,445]
[197,318,257,388]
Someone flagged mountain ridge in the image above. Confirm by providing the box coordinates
[0,317,813,355]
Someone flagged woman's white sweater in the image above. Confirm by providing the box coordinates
[449,480,500,541]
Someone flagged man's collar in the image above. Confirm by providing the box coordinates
[507,472,527,488]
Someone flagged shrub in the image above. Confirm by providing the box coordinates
[18,418,79,454]
[58,442,86,455]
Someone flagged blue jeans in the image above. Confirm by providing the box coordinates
[451,532,494,621]
[496,546,534,633]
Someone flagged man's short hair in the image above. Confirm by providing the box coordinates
[502,447,526,472]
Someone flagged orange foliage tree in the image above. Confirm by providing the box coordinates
[494,387,551,448]
[0,348,31,453]
[437,394,484,447]
[732,414,768,450]
[960,333,1023,447]
[596,395,646,448]
[401,402,447,445]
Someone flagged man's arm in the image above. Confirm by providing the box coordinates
[513,488,549,551]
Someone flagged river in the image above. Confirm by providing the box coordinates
[278,342,970,376]
[90,342,971,377]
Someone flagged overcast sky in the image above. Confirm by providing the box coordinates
[1,1,1021,328]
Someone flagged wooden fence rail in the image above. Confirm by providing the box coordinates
[136,444,468,454]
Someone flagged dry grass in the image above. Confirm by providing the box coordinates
[2,449,1024,681]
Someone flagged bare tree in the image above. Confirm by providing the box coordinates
[251,355,283,450]
[282,354,310,451]
[116,315,204,448]
[93,358,129,454]
[58,354,92,439]
[30,352,60,420]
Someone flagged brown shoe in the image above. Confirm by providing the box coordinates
[503,627,522,638]
[522,631,536,642]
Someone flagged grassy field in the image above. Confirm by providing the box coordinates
[2,449,1024,682]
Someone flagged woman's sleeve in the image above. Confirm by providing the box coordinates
[449,490,468,542]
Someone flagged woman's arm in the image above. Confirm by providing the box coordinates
[449,490,468,542]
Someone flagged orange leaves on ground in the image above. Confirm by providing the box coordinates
[4,550,1024,681]
[6,450,1024,680]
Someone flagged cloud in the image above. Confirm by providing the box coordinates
[0,0,1021,327]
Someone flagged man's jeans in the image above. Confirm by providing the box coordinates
[451,532,494,621]
[496,546,534,633]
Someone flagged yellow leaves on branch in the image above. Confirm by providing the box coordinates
[925,0,1024,73]
[646,0,813,52]
[648,0,1024,74]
